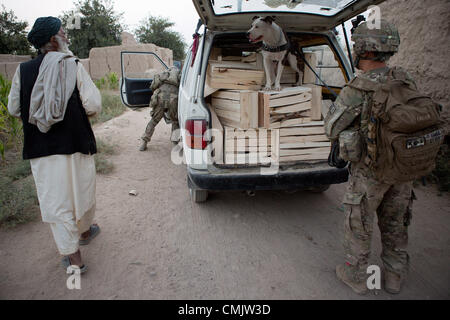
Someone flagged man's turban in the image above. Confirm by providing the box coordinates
[27,17,62,49]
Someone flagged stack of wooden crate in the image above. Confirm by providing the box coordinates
[206,48,329,165]
[258,86,330,163]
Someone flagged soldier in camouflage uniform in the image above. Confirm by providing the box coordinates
[140,67,181,151]
[324,20,416,295]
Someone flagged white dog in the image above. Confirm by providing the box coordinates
[247,16,304,91]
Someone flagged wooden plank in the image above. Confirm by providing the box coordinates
[280,126,325,137]
[204,75,220,97]
[280,142,331,149]
[208,63,265,90]
[270,117,311,129]
[261,86,311,100]
[212,90,241,100]
[258,92,270,128]
[209,60,260,71]
[212,98,240,110]
[271,100,312,114]
[279,147,331,157]
[269,92,312,108]
[280,135,329,144]
[226,138,259,148]
[219,118,241,128]
[304,84,323,121]
[224,127,258,139]
[303,53,318,84]
[225,137,271,146]
[214,108,241,122]
[279,153,329,162]
[221,56,242,62]
[240,91,259,129]
[288,121,324,128]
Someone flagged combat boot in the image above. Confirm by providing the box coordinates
[384,270,402,294]
[336,264,368,295]
[139,139,148,152]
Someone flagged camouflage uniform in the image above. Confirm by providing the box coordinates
[140,67,181,151]
[325,20,416,294]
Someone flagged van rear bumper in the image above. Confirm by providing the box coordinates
[188,166,349,191]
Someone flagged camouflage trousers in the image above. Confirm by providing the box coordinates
[343,163,415,282]
[141,89,179,143]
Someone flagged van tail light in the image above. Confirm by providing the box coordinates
[185,119,208,150]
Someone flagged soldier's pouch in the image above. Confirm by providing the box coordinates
[339,128,363,162]
[324,101,362,140]
[343,192,367,234]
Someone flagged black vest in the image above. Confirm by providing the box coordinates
[19,54,97,160]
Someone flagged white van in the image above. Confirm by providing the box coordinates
[121,0,384,202]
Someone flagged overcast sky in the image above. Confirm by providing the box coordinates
[2,0,200,44]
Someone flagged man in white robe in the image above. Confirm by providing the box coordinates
[7,17,102,273]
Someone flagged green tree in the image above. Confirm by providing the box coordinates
[61,0,124,59]
[0,5,33,55]
[135,16,186,61]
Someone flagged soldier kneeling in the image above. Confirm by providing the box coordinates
[140,67,181,151]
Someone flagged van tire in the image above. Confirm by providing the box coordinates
[190,188,209,203]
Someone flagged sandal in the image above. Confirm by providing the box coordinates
[79,224,101,246]
[62,256,88,274]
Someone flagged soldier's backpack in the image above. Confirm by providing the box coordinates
[347,67,446,183]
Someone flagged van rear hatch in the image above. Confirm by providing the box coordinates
[193,0,387,32]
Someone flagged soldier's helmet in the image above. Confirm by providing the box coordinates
[352,19,400,57]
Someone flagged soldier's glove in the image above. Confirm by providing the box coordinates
[328,140,348,169]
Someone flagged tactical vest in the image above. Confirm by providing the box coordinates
[19,54,97,160]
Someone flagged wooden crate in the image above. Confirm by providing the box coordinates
[278,121,331,162]
[224,127,279,165]
[212,90,259,129]
[258,87,313,129]
[206,61,265,91]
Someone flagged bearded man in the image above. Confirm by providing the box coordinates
[7,17,102,273]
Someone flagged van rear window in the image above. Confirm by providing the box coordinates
[211,0,357,17]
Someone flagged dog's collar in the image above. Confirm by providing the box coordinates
[262,42,290,53]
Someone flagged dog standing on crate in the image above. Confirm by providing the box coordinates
[247,16,304,91]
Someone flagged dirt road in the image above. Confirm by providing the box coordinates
[1,108,449,300]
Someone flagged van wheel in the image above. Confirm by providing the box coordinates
[309,185,330,193]
[190,188,209,203]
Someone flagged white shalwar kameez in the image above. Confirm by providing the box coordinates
[7,62,102,255]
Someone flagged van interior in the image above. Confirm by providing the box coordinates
[203,32,349,167]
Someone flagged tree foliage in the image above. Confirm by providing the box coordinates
[61,0,124,59]
[135,16,186,61]
[0,5,33,55]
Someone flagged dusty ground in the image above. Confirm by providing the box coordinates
[0,108,449,300]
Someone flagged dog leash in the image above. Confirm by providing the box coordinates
[296,47,339,99]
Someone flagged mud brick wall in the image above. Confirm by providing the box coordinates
[379,0,450,124]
